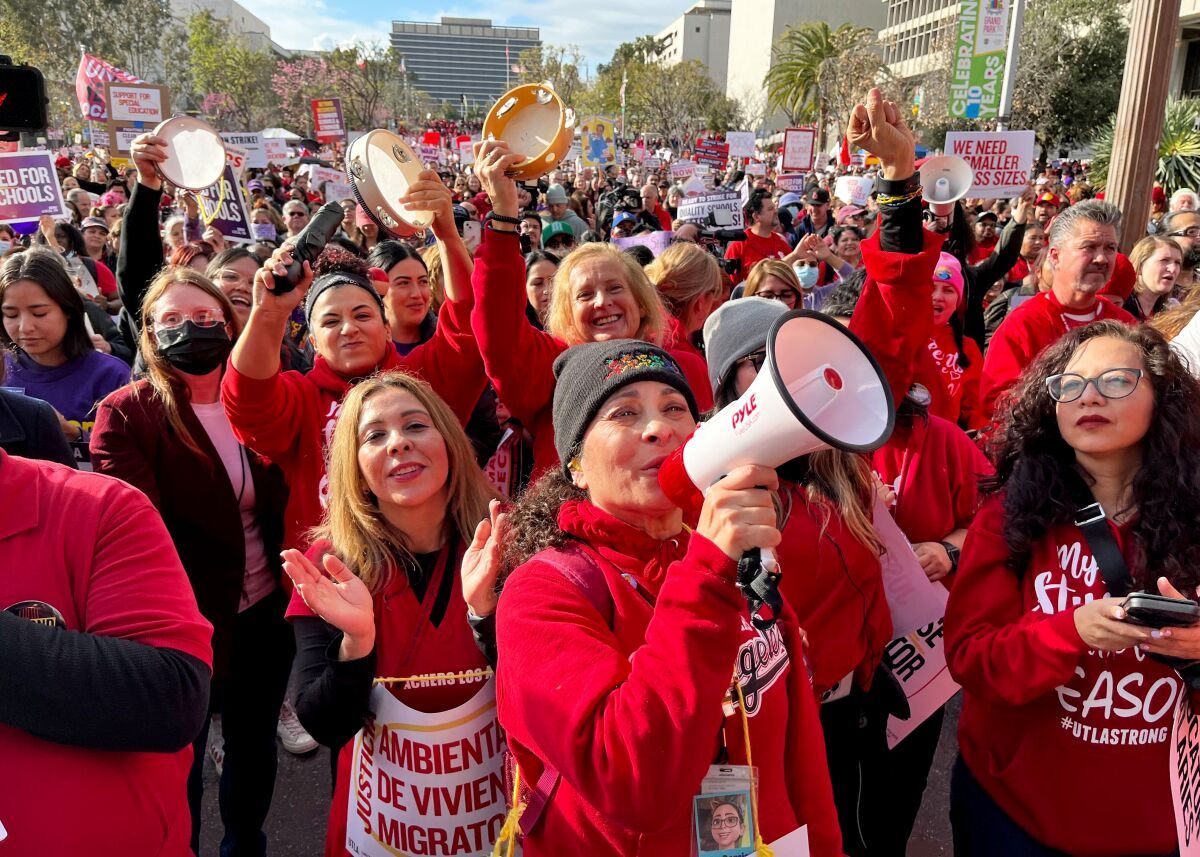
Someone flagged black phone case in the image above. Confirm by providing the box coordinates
[1120,593,1200,628]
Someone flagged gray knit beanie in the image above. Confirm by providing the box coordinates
[702,297,788,393]
[552,339,699,476]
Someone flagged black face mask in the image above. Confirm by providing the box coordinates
[156,321,232,376]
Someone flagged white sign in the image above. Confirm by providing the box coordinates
[644,155,662,171]
[346,682,504,857]
[744,162,766,176]
[726,131,756,159]
[224,144,249,180]
[107,84,164,123]
[264,137,289,165]
[221,132,266,169]
[769,825,810,856]
[884,619,961,748]
[458,140,475,167]
[834,175,876,208]
[944,130,1037,197]
[114,128,141,153]
[678,191,745,228]
[670,159,696,179]
[680,175,708,198]
[874,500,948,639]
[1171,695,1200,856]
[782,128,816,172]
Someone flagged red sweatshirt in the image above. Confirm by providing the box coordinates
[222,293,485,551]
[288,540,491,857]
[927,325,984,430]
[980,290,1135,421]
[470,228,713,478]
[495,501,841,857]
[946,497,1196,855]
[724,230,793,284]
[776,481,890,694]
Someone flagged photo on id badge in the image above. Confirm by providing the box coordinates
[694,790,755,856]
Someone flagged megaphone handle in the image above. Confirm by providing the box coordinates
[737,548,783,631]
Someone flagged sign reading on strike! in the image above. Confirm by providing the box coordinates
[221,133,266,169]
[945,130,1036,197]
[0,151,68,224]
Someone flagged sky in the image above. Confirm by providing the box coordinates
[236,0,685,74]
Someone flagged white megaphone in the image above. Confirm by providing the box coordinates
[919,155,973,216]
[658,310,895,626]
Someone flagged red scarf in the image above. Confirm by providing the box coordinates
[557,500,689,599]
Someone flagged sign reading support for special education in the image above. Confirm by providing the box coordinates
[0,151,68,224]
[311,98,346,143]
[678,191,745,228]
[221,133,266,169]
[782,128,816,172]
[945,130,1036,197]
[104,82,170,156]
[949,0,1010,120]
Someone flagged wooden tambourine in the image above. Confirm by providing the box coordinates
[346,130,432,237]
[152,116,226,192]
[482,83,575,181]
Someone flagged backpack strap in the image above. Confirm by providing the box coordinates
[517,542,613,836]
[1074,502,1135,597]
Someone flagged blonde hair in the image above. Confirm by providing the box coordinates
[800,451,884,556]
[312,371,497,593]
[137,267,242,459]
[546,242,667,344]
[1150,287,1200,340]
[421,242,445,313]
[1130,235,1182,296]
[743,259,801,299]
[644,241,723,318]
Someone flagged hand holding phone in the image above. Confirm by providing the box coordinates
[1119,592,1200,629]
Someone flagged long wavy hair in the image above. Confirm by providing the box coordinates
[984,320,1200,591]
[312,371,497,593]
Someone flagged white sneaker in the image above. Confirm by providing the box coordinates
[277,698,318,754]
[208,715,225,777]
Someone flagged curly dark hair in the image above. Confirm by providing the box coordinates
[985,320,1200,592]
[500,469,586,580]
[313,245,369,279]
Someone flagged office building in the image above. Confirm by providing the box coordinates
[879,0,959,80]
[656,0,733,90]
[171,0,290,56]
[389,17,541,109]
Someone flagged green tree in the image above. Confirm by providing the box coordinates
[516,44,587,106]
[186,11,277,130]
[1088,99,1200,195]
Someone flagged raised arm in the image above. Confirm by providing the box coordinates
[116,135,168,348]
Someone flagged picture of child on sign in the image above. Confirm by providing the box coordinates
[694,791,755,856]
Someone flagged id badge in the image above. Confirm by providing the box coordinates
[693,765,758,857]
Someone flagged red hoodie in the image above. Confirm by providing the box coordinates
[222,291,486,551]
[469,229,713,478]
[495,501,841,856]
[946,496,1197,855]
[927,325,984,430]
[980,290,1135,421]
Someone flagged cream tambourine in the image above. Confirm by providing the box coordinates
[346,131,433,236]
[482,83,574,181]
[152,116,227,192]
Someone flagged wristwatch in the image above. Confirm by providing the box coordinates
[940,541,961,573]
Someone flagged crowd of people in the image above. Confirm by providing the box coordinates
[2,84,1200,857]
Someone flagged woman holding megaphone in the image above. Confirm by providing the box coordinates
[494,339,842,856]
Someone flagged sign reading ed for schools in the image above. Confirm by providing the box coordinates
[0,151,68,224]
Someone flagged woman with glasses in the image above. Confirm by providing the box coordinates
[946,321,1200,857]
[1124,235,1183,321]
[743,258,839,312]
[90,266,292,856]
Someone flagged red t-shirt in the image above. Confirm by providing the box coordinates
[0,450,213,855]
[725,230,792,284]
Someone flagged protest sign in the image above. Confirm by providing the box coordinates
[613,231,674,258]
[744,161,766,176]
[671,159,697,179]
[566,139,582,163]
[726,131,756,159]
[225,144,249,180]
[782,128,816,172]
[580,116,616,168]
[305,165,352,203]
[0,151,68,224]
[346,682,504,857]
[950,0,1009,120]
[104,82,170,156]
[75,53,141,122]
[694,138,730,171]
[197,165,253,244]
[884,619,961,748]
[873,499,948,638]
[775,173,807,192]
[221,133,266,169]
[680,175,708,198]
[834,175,875,208]
[678,191,745,228]
[945,130,1037,197]
[311,98,346,143]
[644,155,662,171]
[1171,696,1200,856]
[264,137,290,165]
[458,140,475,167]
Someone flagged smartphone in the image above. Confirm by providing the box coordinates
[462,220,481,253]
[1120,592,1200,628]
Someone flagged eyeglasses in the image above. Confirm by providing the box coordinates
[286,211,307,219]
[737,350,767,372]
[216,270,253,287]
[154,309,225,330]
[1045,368,1143,403]
[755,290,798,306]
[1169,227,1200,239]
[711,815,742,829]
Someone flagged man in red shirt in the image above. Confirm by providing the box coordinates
[641,183,672,231]
[981,199,1134,420]
[724,189,795,284]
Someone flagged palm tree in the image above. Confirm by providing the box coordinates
[1089,98,1200,195]
[764,22,875,150]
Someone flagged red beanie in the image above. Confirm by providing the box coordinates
[1099,252,1136,301]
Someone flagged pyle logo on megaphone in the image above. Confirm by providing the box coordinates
[658,310,896,515]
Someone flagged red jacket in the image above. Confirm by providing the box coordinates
[776,481,890,694]
[724,230,793,284]
[980,290,1135,421]
[495,501,841,856]
[927,325,984,430]
[470,229,713,479]
[221,291,486,551]
[946,496,1197,855]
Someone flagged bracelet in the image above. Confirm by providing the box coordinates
[485,211,521,225]
[484,219,518,234]
[876,188,923,207]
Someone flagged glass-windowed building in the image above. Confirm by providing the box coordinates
[389,16,541,109]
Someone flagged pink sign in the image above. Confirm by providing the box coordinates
[1171,695,1200,856]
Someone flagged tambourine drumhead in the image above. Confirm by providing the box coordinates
[346,131,433,233]
[153,116,226,192]
[482,84,574,181]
